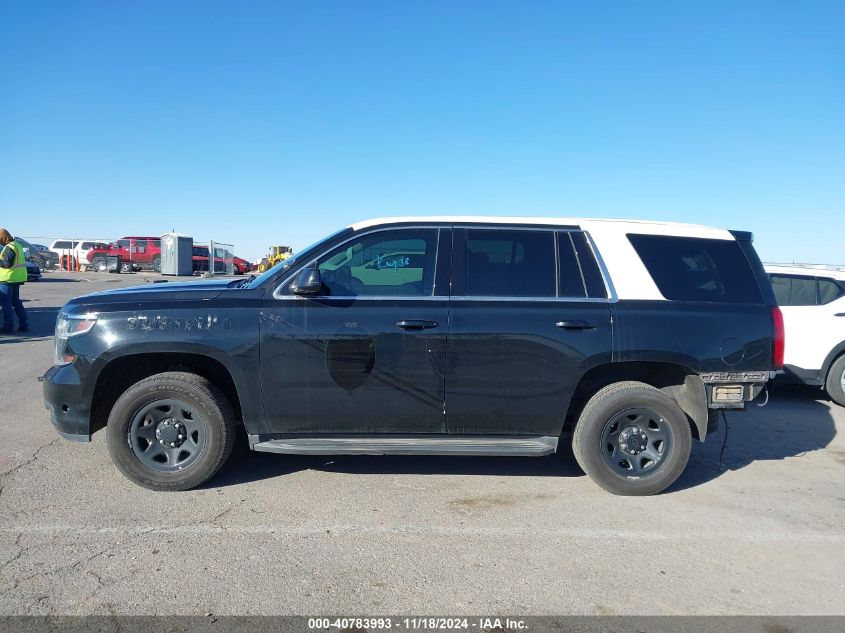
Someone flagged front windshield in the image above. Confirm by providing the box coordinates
[245,228,351,289]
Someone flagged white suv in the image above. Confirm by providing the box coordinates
[49,239,110,269]
[765,264,845,406]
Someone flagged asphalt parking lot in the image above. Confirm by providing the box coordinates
[0,272,843,616]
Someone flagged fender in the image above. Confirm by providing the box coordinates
[87,340,261,424]
[821,340,845,383]
[661,375,709,441]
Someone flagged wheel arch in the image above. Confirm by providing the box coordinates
[821,341,845,382]
[90,350,244,435]
[566,361,709,441]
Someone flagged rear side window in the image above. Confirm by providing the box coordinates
[818,279,845,304]
[53,240,71,249]
[465,229,556,297]
[770,275,816,306]
[628,234,762,303]
[770,274,845,306]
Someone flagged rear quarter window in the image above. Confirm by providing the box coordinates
[628,234,762,303]
[818,278,845,305]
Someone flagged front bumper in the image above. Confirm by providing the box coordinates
[41,364,92,442]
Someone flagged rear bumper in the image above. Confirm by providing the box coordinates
[701,370,772,409]
[41,365,92,442]
[775,365,823,387]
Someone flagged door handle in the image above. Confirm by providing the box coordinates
[396,320,439,330]
[835,313,845,317]
[555,320,597,330]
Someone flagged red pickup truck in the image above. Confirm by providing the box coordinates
[87,237,162,272]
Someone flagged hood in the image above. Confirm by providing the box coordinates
[63,278,236,312]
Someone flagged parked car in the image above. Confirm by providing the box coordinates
[764,264,845,406]
[43,217,780,495]
[18,238,59,271]
[192,245,252,275]
[87,237,162,272]
[25,259,42,281]
[49,239,110,269]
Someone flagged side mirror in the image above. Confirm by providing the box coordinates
[291,268,322,295]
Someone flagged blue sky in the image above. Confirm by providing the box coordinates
[1,1,843,263]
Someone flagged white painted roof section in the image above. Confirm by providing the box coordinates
[764,264,845,280]
[350,216,737,301]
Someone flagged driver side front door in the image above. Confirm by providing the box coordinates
[259,226,451,435]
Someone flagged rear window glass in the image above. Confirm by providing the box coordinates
[770,274,817,306]
[771,274,845,306]
[466,229,556,297]
[628,234,762,303]
[818,279,844,305]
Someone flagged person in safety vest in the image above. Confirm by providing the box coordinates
[0,228,29,334]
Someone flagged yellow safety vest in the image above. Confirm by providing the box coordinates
[0,241,27,283]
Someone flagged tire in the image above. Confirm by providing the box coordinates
[825,355,845,407]
[572,381,692,496]
[152,256,161,273]
[106,371,236,491]
[91,255,106,272]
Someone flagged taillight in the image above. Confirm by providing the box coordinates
[771,307,785,370]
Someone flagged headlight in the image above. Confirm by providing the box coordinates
[54,313,97,366]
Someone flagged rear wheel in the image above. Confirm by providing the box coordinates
[572,381,692,496]
[152,256,161,273]
[825,355,845,407]
[106,372,236,491]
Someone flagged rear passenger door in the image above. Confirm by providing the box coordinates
[446,227,612,436]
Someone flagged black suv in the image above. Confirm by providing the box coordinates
[42,217,781,495]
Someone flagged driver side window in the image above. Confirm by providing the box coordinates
[315,228,439,297]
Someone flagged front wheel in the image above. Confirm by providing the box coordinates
[152,256,161,273]
[825,355,845,407]
[106,372,236,491]
[572,381,692,496]
[91,255,106,272]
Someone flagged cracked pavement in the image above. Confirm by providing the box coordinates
[1,273,844,615]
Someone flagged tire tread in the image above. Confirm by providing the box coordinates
[106,371,235,491]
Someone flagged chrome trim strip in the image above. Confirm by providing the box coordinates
[250,434,559,456]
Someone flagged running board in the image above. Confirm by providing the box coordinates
[248,434,558,457]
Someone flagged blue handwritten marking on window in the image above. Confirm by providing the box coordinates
[375,254,412,270]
